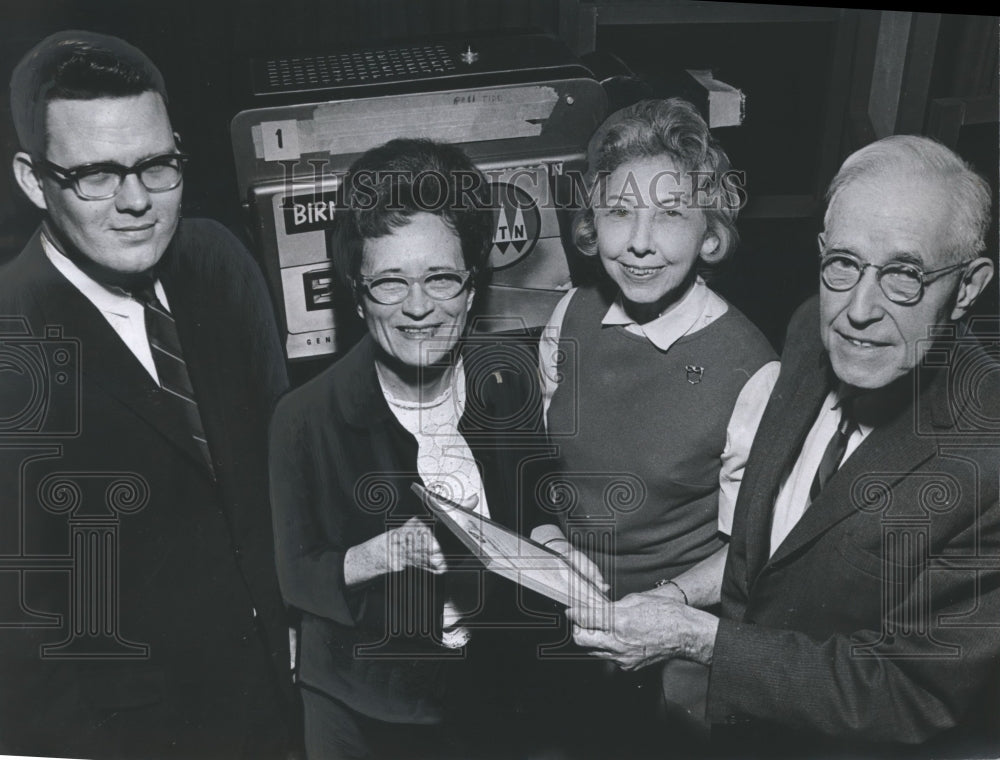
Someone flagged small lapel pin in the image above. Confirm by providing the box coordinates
[686,365,704,385]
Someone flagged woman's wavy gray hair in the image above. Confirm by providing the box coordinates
[573,98,743,264]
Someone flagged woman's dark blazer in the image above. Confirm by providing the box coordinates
[269,332,546,724]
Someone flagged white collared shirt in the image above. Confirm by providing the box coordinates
[598,275,724,350]
[768,390,872,556]
[41,232,167,385]
[538,277,780,536]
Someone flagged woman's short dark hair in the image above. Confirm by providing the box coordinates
[573,98,742,265]
[329,138,494,296]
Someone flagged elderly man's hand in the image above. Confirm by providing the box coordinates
[566,592,719,671]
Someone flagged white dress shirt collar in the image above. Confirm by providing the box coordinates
[42,231,133,313]
[40,230,166,383]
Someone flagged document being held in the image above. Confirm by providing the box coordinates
[411,482,607,607]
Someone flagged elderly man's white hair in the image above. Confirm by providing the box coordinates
[824,134,992,264]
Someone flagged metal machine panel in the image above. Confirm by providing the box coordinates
[233,35,605,360]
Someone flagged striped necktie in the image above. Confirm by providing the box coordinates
[133,283,216,478]
[809,400,857,502]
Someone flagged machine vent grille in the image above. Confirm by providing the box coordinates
[259,44,457,94]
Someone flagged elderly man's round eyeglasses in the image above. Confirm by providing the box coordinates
[356,270,472,306]
[819,251,972,305]
[35,153,189,201]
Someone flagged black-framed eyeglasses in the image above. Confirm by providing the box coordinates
[818,249,972,305]
[35,153,189,201]
[356,270,473,306]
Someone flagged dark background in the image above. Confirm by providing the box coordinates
[2,0,997,355]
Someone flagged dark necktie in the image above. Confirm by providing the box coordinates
[809,401,858,502]
[133,283,216,478]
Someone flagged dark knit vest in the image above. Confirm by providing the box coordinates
[546,286,775,599]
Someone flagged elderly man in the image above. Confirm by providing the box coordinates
[570,135,999,757]
[0,31,294,757]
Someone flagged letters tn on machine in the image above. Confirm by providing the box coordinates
[230,33,606,360]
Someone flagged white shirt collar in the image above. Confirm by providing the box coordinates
[40,230,135,315]
[601,276,723,351]
[40,229,169,312]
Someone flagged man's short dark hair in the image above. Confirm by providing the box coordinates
[10,29,168,157]
[329,138,494,294]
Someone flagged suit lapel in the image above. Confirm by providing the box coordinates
[766,391,938,567]
[764,342,953,570]
[743,335,830,584]
[25,236,214,478]
[735,297,983,603]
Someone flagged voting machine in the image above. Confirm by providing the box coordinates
[231,33,605,360]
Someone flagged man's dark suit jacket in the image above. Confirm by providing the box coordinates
[706,297,1000,758]
[0,220,295,759]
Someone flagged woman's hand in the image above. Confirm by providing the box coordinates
[344,517,446,587]
[385,516,447,574]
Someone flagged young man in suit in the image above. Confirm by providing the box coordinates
[0,31,295,758]
[569,135,999,757]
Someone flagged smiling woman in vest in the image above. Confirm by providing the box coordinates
[532,99,779,756]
